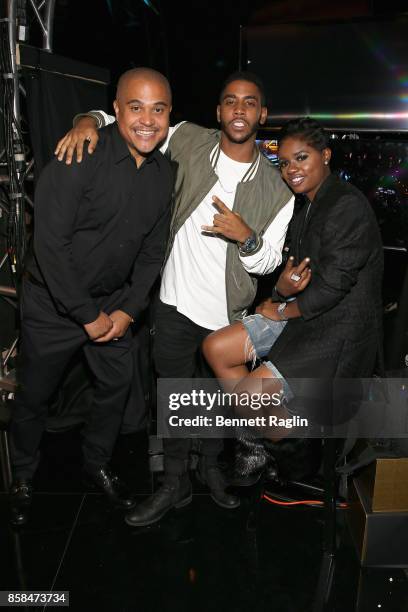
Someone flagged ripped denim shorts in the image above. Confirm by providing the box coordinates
[242,313,293,403]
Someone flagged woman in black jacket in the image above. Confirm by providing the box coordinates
[203,117,383,430]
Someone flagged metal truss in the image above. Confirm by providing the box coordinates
[0,1,55,393]
[5,0,55,149]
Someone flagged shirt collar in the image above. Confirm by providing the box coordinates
[109,123,160,167]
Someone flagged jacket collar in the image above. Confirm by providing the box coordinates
[210,143,261,183]
[311,173,339,204]
[295,173,340,239]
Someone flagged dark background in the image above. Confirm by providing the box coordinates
[4,0,406,372]
[40,0,408,127]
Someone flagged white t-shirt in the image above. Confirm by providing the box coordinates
[94,115,294,330]
[161,149,253,330]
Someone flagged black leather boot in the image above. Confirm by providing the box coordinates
[84,466,135,509]
[197,458,240,509]
[125,473,192,527]
[229,437,323,487]
[9,479,33,526]
[228,434,268,487]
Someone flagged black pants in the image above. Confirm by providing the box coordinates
[10,280,133,479]
[154,300,222,476]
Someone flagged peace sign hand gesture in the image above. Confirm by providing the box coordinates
[276,256,312,298]
[201,196,253,244]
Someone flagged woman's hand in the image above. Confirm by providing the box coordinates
[255,298,280,320]
[276,256,311,298]
[256,297,302,321]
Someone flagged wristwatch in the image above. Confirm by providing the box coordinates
[277,302,289,321]
[239,232,258,255]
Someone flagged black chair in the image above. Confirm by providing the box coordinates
[246,436,351,612]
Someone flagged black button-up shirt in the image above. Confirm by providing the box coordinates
[30,123,173,324]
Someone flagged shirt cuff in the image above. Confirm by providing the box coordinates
[119,298,147,323]
[69,302,100,326]
[271,286,297,303]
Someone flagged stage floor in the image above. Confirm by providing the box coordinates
[1,428,407,612]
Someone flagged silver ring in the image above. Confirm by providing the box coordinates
[290,273,301,282]
[112,338,119,342]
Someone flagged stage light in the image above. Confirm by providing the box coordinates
[143,0,159,15]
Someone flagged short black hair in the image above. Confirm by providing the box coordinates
[116,67,172,103]
[279,117,329,151]
[219,71,266,106]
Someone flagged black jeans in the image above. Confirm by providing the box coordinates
[154,300,223,475]
[10,280,133,479]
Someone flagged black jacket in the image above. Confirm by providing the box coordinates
[268,174,383,380]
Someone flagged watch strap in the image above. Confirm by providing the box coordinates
[277,302,289,321]
[238,232,260,255]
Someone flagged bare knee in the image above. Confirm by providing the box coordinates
[202,332,225,368]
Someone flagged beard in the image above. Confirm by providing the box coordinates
[219,118,259,144]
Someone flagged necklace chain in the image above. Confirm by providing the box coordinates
[214,145,259,193]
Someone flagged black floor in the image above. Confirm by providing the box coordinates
[1,429,408,612]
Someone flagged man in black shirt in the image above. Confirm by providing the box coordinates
[9,68,173,525]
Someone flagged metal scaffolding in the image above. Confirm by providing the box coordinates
[0,0,55,393]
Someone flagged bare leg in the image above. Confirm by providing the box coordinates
[204,326,293,441]
[234,364,291,442]
[202,322,255,391]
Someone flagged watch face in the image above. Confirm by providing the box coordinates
[242,234,257,252]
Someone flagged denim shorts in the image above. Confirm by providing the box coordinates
[242,313,293,402]
[242,313,286,359]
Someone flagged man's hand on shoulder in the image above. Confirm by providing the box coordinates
[84,311,113,340]
[94,310,133,343]
[55,116,99,165]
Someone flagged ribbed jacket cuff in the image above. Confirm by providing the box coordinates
[73,112,104,129]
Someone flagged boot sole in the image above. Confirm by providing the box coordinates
[228,471,263,487]
[174,492,193,508]
[210,494,240,509]
[83,475,136,509]
[124,492,193,527]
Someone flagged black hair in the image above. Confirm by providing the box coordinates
[219,71,266,106]
[279,117,329,151]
